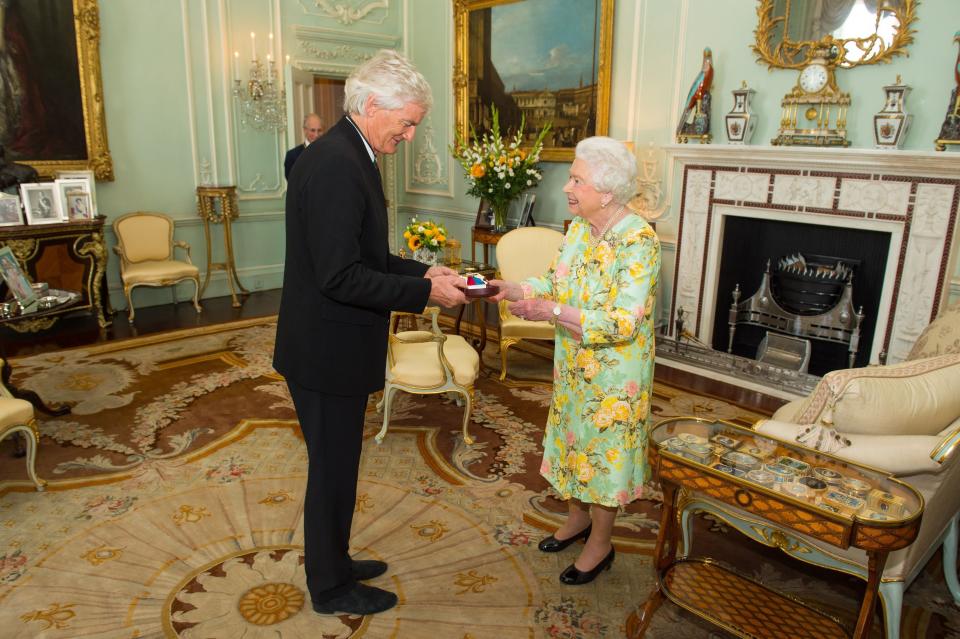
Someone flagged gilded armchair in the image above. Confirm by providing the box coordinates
[375,306,480,445]
[112,212,202,322]
[494,227,564,380]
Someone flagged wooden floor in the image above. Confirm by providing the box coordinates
[0,288,786,414]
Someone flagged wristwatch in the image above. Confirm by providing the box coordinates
[550,304,562,325]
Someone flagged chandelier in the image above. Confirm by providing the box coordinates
[232,32,287,132]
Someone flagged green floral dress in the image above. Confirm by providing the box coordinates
[523,214,660,507]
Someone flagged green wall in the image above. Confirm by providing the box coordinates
[90,0,959,315]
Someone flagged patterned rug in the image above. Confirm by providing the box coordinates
[0,317,956,638]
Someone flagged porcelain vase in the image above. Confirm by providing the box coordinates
[413,247,439,265]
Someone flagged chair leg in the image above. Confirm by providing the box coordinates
[124,285,136,323]
[878,581,903,639]
[375,385,397,444]
[499,339,513,381]
[13,421,46,492]
[459,387,475,445]
[943,514,960,603]
[191,277,202,314]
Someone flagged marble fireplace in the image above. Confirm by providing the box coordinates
[661,145,960,397]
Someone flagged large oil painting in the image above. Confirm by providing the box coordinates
[0,0,113,180]
[454,0,614,162]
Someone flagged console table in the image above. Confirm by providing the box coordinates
[471,226,507,263]
[0,217,111,331]
[630,417,923,639]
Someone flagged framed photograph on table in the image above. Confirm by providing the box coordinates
[474,199,494,230]
[0,194,23,226]
[55,170,98,217]
[0,246,36,308]
[517,193,536,228]
[453,0,614,162]
[55,179,94,220]
[19,183,63,224]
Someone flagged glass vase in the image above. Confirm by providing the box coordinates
[491,200,509,232]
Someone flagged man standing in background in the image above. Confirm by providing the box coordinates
[283,113,323,179]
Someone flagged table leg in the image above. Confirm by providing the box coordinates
[454,304,466,336]
[630,481,680,637]
[1,359,69,416]
[853,550,889,639]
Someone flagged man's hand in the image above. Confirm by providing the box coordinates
[424,265,460,278]
[428,274,467,308]
[487,279,523,303]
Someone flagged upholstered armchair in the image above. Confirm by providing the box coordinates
[112,212,202,322]
[683,303,960,639]
[494,227,564,380]
[375,307,480,445]
[0,362,45,491]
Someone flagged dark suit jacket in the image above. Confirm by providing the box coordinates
[274,116,431,395]
[284,144,305,180]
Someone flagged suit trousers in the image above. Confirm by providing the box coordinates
[286,379,369,603]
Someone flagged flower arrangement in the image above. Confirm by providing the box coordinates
[403,217,447,256]
[453,106,551,230]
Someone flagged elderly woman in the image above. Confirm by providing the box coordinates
[489,136,660,585]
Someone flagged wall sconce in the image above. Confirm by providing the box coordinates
[232,32,287,133]
[628,142,670,221]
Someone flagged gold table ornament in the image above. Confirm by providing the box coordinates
[196,186,249,307]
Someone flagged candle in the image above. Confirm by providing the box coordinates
[285,54,290,65]
[250,32,256,61]
[233,51,239,82]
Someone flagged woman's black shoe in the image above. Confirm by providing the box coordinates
[537,523,592,552]
[559,546,615,585]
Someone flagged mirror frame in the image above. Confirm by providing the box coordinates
[753,0,919,69]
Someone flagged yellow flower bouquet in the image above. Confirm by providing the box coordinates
[403,217,447,262]
[453,106,551,230]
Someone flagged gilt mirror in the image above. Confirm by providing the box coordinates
[754,0,918,68]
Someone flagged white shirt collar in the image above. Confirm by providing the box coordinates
[345,116,376,163]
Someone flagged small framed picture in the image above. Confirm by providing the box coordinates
[19,183,63,225]
[474,199,493,230]
[55,170,98,218]
[0,194,23,226]
[517,193,536,228]
[0,246,36,308]
[55,179,94,220]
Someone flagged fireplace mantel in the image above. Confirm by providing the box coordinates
[664,143,960,381]
[665,144,960,178]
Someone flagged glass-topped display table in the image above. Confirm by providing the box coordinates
[629,417,923,639]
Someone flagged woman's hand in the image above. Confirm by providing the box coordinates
[487,279,523,303]
[508,298,553,321]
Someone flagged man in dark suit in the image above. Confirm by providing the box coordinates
[283,113,323,179]
[273,50,466,617]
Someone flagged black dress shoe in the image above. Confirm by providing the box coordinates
[352,559,387,580]
[312,583,398,615]
[537,523,592,552]
[559,546,615,585]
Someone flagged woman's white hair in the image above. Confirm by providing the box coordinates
[343,49,433,115]
[574,136,637,205]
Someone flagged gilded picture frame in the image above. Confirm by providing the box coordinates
[453,0,614,162]
[1,0,113,181]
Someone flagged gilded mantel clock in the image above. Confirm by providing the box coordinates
[773,51,851,147]
[753,0,918,147]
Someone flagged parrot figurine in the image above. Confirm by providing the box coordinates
[676,47,714,139]
[936,31,960,149]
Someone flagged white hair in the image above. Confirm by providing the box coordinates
[343,49,433,116]
[574,136,637,205]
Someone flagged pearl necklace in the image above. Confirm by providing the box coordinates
[589,205,625,246]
